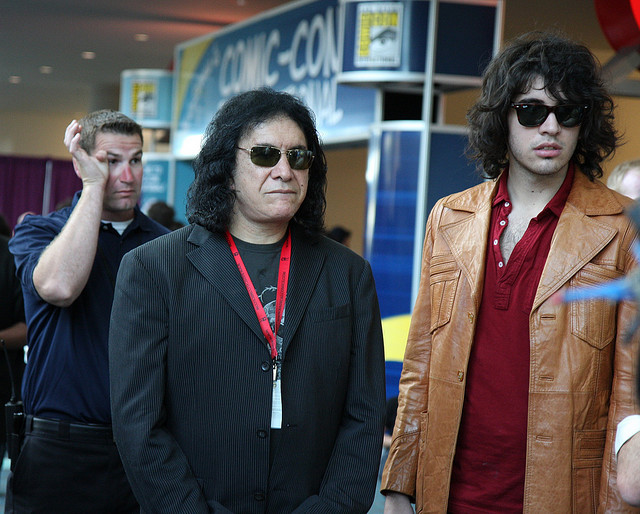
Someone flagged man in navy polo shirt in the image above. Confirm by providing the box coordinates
[6,110,168,513]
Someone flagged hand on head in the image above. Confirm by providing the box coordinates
[64,119,109,187]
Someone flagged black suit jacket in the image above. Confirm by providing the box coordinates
[109,224,386,513]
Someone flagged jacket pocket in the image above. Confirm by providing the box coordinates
[572,429,605,513]
[429,258,460,333]
[569,264,618,349]
[308,303,351,322]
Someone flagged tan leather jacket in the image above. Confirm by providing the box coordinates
[381,171,640,513]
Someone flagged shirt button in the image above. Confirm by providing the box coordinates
[499,220,506,226]
[493,239,498,245]
[498,262,504,268]
[505,202,510,207]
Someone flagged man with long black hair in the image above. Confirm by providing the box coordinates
[109,88,386,513]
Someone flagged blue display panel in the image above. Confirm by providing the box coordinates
[340,0,496,80]
[140,156,172,211]
[365,128,481,320]
[435,3,497,77]
[120,70,173,129]
[173,160,195,224]
[365,127,422,320]
[426,131,482,218]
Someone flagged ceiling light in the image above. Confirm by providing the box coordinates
[81,51,96,60]
[9,76,21,84]
[39,66,53,74]
[134,33,149,42]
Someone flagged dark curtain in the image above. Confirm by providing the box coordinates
[49,159,81,211]
[0,156,79,231]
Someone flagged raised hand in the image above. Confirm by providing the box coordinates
[64,119,109,187]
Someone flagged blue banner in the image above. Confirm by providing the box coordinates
[172,0,378,158]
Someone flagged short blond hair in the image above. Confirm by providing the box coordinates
[78,109,142,154]
[607,159,640,193]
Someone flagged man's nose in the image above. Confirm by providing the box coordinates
[270,154,293,180]
[539,112,561,134]
[119,163,134,182]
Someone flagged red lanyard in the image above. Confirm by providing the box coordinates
[225,230,291,361]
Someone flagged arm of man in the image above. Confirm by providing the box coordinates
[383,492,415,513]
[32,120,107,307]
[600,229,640,511]
[618,430,640,506]
[109,250,216,514]
[380,205,440,511]
[292,261,386,513]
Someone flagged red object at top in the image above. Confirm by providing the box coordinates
[595,0,640,50]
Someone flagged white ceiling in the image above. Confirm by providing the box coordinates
[0,0,624,117]
[1,0,291,114]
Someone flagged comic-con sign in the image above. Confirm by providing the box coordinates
[172,0,377,158]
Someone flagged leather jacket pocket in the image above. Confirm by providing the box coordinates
[572,429,605,513]
[569,264,618,349]
[429,258,460,333]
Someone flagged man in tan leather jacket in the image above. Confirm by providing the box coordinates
[381,32,640,513]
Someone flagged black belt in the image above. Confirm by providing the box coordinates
[26,415,114,443]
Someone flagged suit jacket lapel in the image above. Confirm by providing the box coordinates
[186,225,265,342]
[280,231,326,355]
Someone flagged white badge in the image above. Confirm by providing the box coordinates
[271,379,283,429]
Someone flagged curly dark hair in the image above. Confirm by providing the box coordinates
[466,31,618,180]
[187,88,327,235]
[78,109,143,154]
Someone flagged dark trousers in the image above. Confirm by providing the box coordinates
[4,417,138,514]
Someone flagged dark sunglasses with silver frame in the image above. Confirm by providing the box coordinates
[237,145,315,170]
[510,103,588,128]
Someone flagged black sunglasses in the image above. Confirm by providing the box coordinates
[510,103,588,128]
[237,145,314,170]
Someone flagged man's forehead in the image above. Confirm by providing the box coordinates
[93,131,143,152]
[515,76,565,103]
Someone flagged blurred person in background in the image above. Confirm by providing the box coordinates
[607,159,640,200]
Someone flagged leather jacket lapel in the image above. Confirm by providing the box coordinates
[533,201,618,309]
[441,180,496,307]
[533,172,625,309]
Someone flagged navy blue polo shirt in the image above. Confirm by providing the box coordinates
[9,192,169,424]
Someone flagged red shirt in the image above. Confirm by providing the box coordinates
[447,164,574,513]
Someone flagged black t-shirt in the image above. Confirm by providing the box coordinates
[232,235,285,366]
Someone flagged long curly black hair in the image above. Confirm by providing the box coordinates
[467,31,619,180]
[187,88,327,235]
